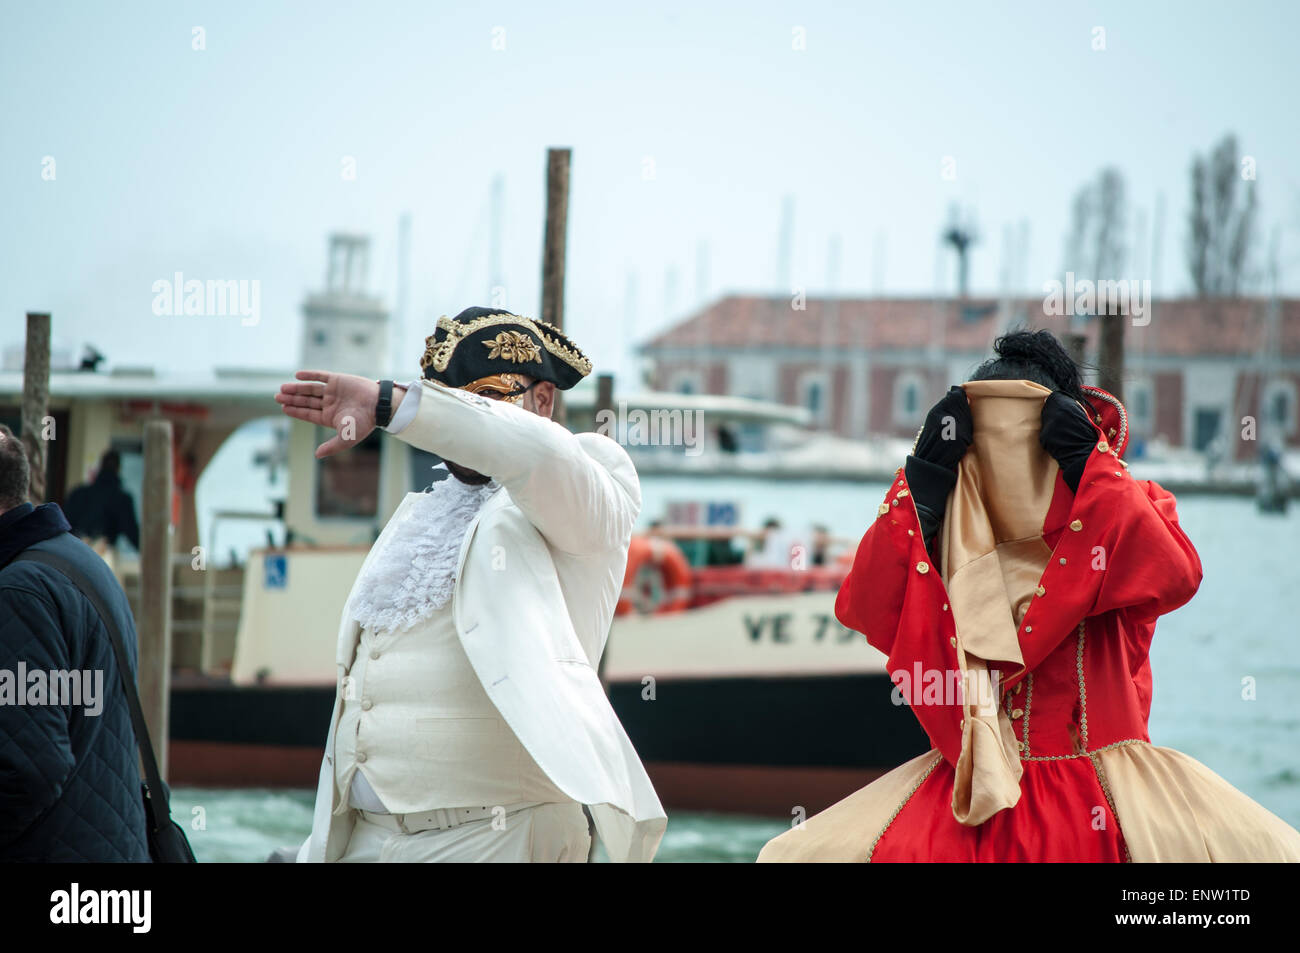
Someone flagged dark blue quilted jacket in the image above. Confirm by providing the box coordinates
[0,502,150,862]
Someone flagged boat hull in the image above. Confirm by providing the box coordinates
[169,672,929,815]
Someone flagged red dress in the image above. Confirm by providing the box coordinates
[758,383,1300,863]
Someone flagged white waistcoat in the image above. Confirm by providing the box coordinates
[332,607,568,814]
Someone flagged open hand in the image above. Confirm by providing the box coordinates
[275,370,379,457]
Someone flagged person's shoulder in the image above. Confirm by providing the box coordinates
[4,535,117,594]
[575,430,637,476]
[0,543,68,614]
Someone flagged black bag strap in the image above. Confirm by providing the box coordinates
[10,549,173,835]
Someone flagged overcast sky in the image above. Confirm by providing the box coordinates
[4,0,1299,383]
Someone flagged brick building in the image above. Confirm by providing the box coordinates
[639,296,1300,460]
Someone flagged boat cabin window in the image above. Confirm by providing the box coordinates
[315,426,380,518]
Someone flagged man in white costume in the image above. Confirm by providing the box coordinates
[276,307,666,863]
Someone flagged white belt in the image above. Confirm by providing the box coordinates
[358,802,542,834]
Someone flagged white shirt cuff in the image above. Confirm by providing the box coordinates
[383,379,421,434]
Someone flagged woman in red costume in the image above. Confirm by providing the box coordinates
[760,330,1300,862]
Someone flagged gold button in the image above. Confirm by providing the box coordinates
[897,488,910,498]
[1097,441,1110,453]
[1070,519,1083,531]
[1059,557,1066,565]
[891,499,899,507]
[949,637,957,647]
[1035,585,1046,597]
[1011,708,1024,719]
[1024,625,1033,633]
[877,503,889,517]
[907,529,915,536]
[942,603,949,611]
[916,561,930,574]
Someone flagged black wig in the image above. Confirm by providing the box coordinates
[968,329,1088,403]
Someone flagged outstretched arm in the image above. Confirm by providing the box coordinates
[275,371,639,556]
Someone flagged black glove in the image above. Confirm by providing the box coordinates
[903,386,971,557]
[1040,392,1097,492]
[905,455,957,549]
[913,385,974,471]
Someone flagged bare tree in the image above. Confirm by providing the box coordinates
[1061,167,1128,400]
[1186,133,1257,297]
[1063,167,1127,283]
[1092,168,1127,281]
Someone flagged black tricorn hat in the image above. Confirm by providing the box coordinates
[419,307,592,390]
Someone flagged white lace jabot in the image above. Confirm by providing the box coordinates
[348,468,499,635]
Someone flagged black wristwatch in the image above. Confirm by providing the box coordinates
[375,379,394,428]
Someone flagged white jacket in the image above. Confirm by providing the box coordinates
[298,380,666,863]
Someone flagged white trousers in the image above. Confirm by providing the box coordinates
[338,802,590,863]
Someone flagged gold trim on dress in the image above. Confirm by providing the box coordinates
[867,751,945,862]
[1089,750,1132,862]
[1021,672,1033,756]
[1083,385,1128,455]
[1021,737,1148,762]
[1075,620,1089,749]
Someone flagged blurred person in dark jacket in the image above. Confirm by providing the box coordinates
[0,425,150,861]
[63,449,140,552]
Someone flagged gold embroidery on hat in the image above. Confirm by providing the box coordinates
[482,330,542,364]
[420,312,592,377]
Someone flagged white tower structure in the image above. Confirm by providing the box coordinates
[301,233,390,380]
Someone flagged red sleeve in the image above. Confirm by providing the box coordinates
[1092,478,1202,625]
[835,473,964,765]
[1019,451,1203,674]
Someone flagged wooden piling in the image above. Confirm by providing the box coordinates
[21,313,51,502]
[1064,332,1087,371]
[1098,310,1125,403]
[140,419,174,779]
[594,373,614,434]
[540,147,571,425]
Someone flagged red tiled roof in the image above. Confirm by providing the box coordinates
[640,296,1300,357]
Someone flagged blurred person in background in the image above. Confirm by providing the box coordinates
[63,448,140,554]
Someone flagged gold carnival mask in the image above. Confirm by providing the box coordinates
[462,373,534,404]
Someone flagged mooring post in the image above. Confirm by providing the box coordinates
[1064,332,1087,371]
[540,147,571,426]
[140,418,174,779]
[22,313,51,502]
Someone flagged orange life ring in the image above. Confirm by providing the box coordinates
[616,536,693,616]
